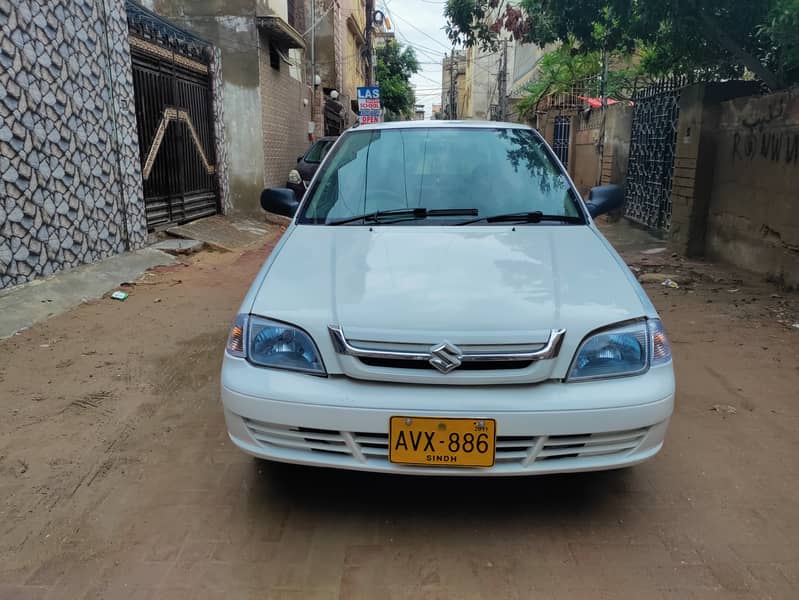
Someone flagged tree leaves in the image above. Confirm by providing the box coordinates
[444,0,799,89]
[376,41,421,121]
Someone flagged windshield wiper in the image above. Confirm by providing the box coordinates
[455,211,584,225]
[328,207,478,226]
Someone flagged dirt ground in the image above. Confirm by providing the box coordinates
[1,221,799,599]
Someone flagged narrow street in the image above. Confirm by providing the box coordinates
[1,221,798,600]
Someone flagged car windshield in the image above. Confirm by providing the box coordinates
[298,127,582,225]
[304,140,334,163]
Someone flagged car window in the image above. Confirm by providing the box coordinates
[299,127,581,224]
[304,140,334,163]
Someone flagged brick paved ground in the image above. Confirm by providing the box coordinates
[1,222,798,599]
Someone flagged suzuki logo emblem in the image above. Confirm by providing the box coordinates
[429,341,463,374]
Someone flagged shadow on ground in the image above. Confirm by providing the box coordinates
[252,459,633,520]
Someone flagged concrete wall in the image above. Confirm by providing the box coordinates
[0,0,146,290]
[258,29,312,188]
[341,0,365,112]
[601,103,633,187]
[572,110,601,197]
[463,45,500,120]
[537,104,632,198]
[705,87,799,288]
[143,0,266,216]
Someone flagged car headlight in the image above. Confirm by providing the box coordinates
[225,314,326,375]
[567,319,671,381]
[287,169,302,185]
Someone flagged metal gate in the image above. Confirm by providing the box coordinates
[552,116,571,168]
[126,2,219,230]
[623,78,686,231]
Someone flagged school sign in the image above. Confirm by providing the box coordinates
[357,86,382,124]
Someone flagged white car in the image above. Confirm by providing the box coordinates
[222,121,674,475]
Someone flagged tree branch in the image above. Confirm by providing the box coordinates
[698,12,781,90]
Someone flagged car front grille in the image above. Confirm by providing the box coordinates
[243,418,649,467]
[357,357,534,371]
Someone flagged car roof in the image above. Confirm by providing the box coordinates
[352,120,534,132]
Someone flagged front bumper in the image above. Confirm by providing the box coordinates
[221,356,674,476]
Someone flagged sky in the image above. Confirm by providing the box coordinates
[378,0,451,118]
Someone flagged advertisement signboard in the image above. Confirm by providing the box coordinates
[357,87,382,123]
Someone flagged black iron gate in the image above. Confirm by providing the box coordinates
[552,115,571,168]
[127,2,219,230]
[623,78,686,231]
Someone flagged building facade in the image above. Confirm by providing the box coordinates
[138,0,314,214]
[1,0,144,288]
[441,50,466,119]
[312,0,367,132]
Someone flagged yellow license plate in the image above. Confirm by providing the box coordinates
[389,416,496,467]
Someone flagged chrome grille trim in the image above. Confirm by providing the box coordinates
[328,326,566,364]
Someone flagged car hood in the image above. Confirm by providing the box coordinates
[250,225,648,352]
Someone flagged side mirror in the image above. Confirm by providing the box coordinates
[586,184,624,218]
[260,188,300,218]
[296,155,303,163]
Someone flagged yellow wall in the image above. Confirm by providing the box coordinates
[341,0,366,110]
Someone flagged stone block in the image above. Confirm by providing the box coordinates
[11,121,24,140]
[13,245,29,261]
[8,206,23,222]
[5,78,19,99]
[32,122,45,144]
[2,165,18,183]
[28,82,41,104]
[8,132,24,152]
[22,42,36,65]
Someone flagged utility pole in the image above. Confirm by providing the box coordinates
[498,39,508,121]
[311,0,316,97]
[596,44,609,185]
[449,48,456,120]
[365,0,375,85]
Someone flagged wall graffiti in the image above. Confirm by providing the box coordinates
[732,129,799,165]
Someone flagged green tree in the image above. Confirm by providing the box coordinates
[376,41,421,121]
[444,0,799,89]
[513,39,647,118]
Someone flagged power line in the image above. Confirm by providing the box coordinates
[390,10,451,52]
